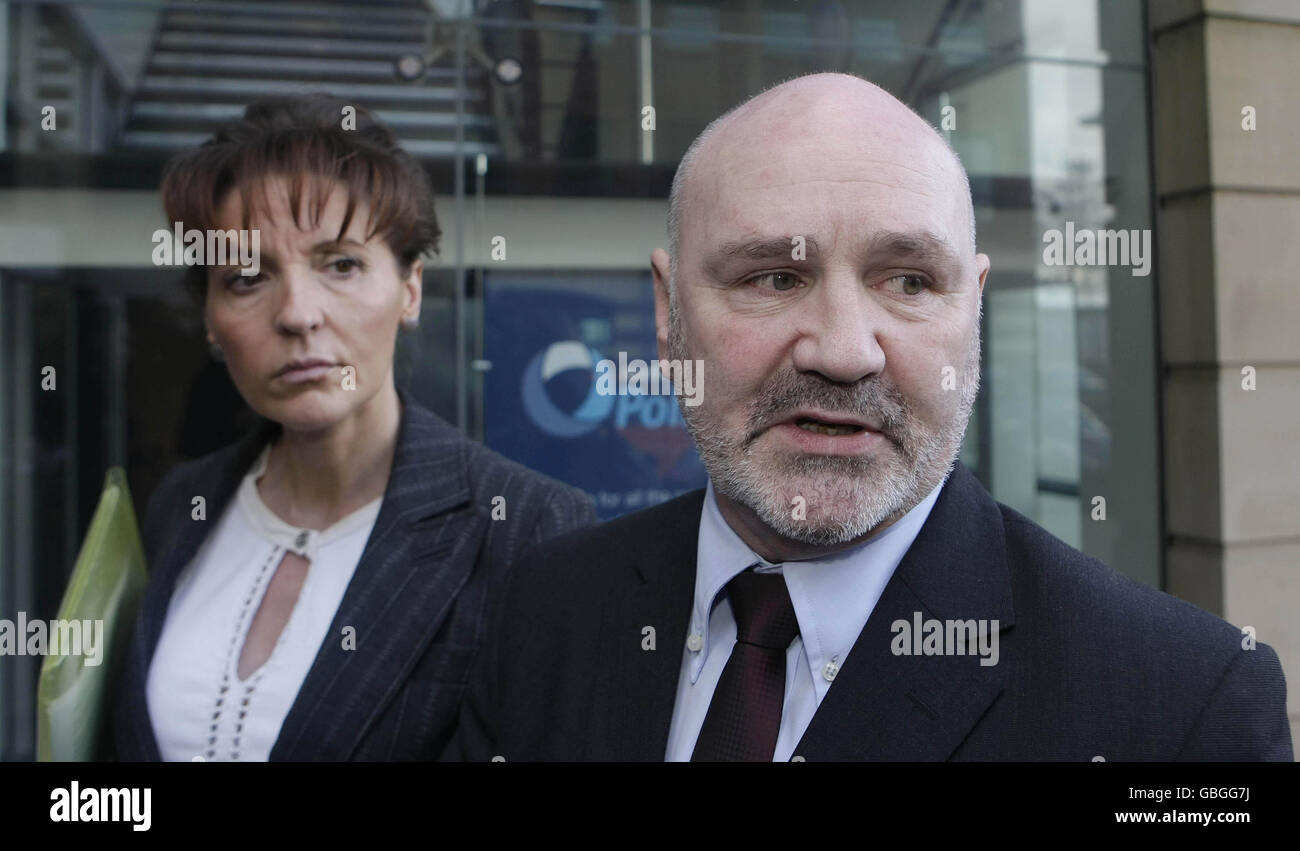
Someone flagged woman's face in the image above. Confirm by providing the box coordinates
[204,175,422,433]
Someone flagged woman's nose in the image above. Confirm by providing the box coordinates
[274,271,324,334]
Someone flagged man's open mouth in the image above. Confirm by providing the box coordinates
[794,417,867,436]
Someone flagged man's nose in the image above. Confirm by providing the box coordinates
[274,268,324,335]
[790,274,886,384]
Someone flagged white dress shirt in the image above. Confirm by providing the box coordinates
[146,445,382,762]
[664,475,946,761]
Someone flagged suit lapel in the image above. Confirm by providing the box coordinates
[793,462,1016,760]
[271,391,484,760]
[587,491,704,761]
[587,463,1017,761]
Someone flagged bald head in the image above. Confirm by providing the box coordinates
[666,73,976,279]
[653,74,991,556]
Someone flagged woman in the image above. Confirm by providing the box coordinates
[113,95,594,761]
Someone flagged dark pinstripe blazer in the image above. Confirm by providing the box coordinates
[113,386,595,761]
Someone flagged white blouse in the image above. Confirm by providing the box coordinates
[146,445,383,761]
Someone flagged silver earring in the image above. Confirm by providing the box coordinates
[209,341,225,362]
[400,315,419,331]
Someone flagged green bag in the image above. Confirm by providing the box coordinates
[36,467,148,761]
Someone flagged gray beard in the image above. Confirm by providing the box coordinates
[668,294,980,547]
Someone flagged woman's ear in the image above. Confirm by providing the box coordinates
[401,258,424,321]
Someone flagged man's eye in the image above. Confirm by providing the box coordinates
[749,272,802,292]
[885,274,928,295]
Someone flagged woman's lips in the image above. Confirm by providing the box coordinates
[275,363,335,384]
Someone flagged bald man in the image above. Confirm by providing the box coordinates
[445,73,1291,762]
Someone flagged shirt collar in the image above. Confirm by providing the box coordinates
[689,473,948,685]
[236,444,383,561]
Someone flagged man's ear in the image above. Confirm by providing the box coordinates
[651,248,673,363]
[976,252,990,294]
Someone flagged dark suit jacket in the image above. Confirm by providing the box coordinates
[447,461,1292,761]
[114,387,595,761]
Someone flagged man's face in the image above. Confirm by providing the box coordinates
[658,86,989,550]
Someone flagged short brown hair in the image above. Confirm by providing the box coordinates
[161,93,440,296]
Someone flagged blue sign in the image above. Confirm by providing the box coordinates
[484,271,707,519]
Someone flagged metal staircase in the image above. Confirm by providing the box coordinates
[32,21,80,150]
[117,0,501,158]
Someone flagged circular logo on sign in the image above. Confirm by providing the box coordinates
[520,341,614,438]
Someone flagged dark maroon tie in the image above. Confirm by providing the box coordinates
[691,568,800,762]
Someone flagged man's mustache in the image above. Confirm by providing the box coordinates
[741,374,909,447]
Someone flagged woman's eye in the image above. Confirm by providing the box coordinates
[327,257,362,275]
[749,272,802,292]
[886,274,928,296]
[224,271,262,290]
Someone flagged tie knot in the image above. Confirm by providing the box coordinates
[727,569,799,650]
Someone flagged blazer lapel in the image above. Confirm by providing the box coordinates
[586,491,704,761]
[271,392,486,760]
[793,462,1017,761]
[119,418,278,760]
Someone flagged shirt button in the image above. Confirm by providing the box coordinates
[686,633,703,652]
[823,660,839,683]
[295,530,308,550]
